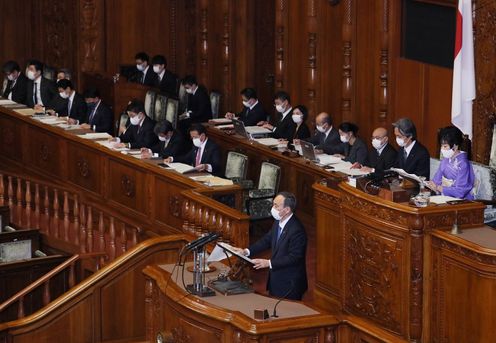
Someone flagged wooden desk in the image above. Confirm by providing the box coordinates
[143,263,339,343]
[0,107,249,247]
[313,182,485,342]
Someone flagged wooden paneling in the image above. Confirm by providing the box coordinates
[25,127,66,179]
[67,142,103,196]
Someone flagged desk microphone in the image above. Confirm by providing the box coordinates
[182,232,220,254]
[272,281,295,318]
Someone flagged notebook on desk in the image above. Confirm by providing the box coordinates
[232,119,250,138]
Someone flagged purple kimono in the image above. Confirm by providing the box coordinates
[432,152,474,200]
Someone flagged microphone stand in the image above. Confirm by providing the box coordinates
[272,281,295,318]
[185,244,216,297]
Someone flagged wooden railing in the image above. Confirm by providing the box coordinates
[174,189,250,248]
[0,171,142,263]
[0,252,107,321]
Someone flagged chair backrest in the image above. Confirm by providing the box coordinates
[154,93,168,122]
[257,162,281,192]
[178,83,188,113]
[115,112,129,136]
[165,98,179,129]
[225,151,248,180]
[210,91,221,119]
[144,90,156,119]
[43,66,56,81]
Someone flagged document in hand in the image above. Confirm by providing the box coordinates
[389,168,422,183]
[215,242,255,265]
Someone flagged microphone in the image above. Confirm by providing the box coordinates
[272,281,295,318]
[182,232,220,254]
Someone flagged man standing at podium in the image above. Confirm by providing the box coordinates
[234,192,308,300]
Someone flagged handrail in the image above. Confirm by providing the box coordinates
[0,252,108,319]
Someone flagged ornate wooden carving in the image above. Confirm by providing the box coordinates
[379,0,389,122]
[120,175,135,198]
[341,0,353,120]
[408,215,423,342]
[169,0,177,72]
[42,0,69,69]
[77,158,90,178]
[199,0,208,85]
[275,0,287,90]
[222,1,231,114]
[345,222,401,334]
[79,0,102,72]
[40,144,50,161]
[307,0,318,119]
[171,326,191,343]
[473,0,496,163]
[341,193,408,226]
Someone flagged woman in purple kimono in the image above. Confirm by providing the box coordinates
[427,126,475,200]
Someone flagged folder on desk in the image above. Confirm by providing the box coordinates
[165,163,197,174]
[78,132,112,140]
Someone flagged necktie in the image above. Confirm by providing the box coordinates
[276,226,283,242]
[33,83,38,105]
[195,148,201,167]
[89,107,97,123]
[68,99,73,115]
[141,72,145,84]
[403,149,408,162]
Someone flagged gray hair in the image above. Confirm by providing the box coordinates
[57,68,72,80]
[392,118,417,140]
[278,191,297,212]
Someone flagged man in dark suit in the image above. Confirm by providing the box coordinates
[25,59,57,109]
[296,112,345,155]
[141,120,190,159]
[259,91,296,142]
[129,52,157,87]
[52,79,88,124]
[164,123,221,175]
[110,100,158,149]
[352,127,397,173]
[151,55,178,95]
[80,88,114,135]
[234,192,308,300]
[2,61,28,104]
[178,75,212,134]
[225,87,267,126]
[393,118,430,179]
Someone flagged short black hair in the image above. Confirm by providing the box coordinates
[189,123,206,135]
[56,79,74,90]
[151,55,167,66]
[392,118,417,140]
[83,88,100,99]
[321,113,333,126]
[278,191,297,211]
[293,105,308,122]
[2,61,20,73]
[274,91,290,103]
[57,68,71,79]
[240,87,257,100]
[339,122,359,135]
[181,75,198,86]
[135,52,149,62]
[154,120,174,135]
[439,125,463,148]
[27,59,44,72]
[127,99,145,114]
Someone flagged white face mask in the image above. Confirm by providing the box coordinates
[340,135,350,143]
[130,115,141,126]
[193,137,202,147]
[7,74,15,81]
[153,65,161,74]
[27,70,36,80]
[292,114,303,124]
[441,148,455,159]
[158,135,168,142]
[316,125,326,133]
[372,138,385,150]
[185,88,194,94]
[271,207,282,221]
[275,104,285,113]
[396,137,406,147]
[242,100,250,108]
[136,63,145,72]
[59,91,69,99]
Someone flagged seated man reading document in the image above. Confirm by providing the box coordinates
[141,120,190,159]
[294,112,345,155]
[232,192,308,300]
[163,123,221,175]
[225,87,267,126]
[352,127,397,173]
[257,91,296,142]
[426,126,475,200]
[110,100,158,149]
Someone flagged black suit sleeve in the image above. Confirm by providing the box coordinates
[270,223,307,271]
[205,143,221,175]
[249,224,275,255]
[70,96,88,124]
[415,148,431,179]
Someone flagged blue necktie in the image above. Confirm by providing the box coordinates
[276,226,283,242]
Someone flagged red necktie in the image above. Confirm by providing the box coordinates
[195,148,201,167]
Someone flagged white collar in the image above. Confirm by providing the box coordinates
[279,213,293,229]
[281,106,292,119]
[34,76,42,84]
[159,69,165,80]
[68,91,75,102]
[143,65,149,75]
[249,100,259,110]
[376,142,387,155]
[404,140,416,156]
[324,126,333,138]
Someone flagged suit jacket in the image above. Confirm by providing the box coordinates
[368,143,397,173]
[56,93,88,124]
[343,137,369,165]
[150,131,190,159]
[294,123,311,140]
[306,127,345,155]
[119,116,158,149]
[129,67,158,87]
[272,110,296,142]
[26,77,57,108]
[156,69,178,96]
[175,138,221,175]
[88,101,114,135]
[2,74,28,104]
[237,102,267,127]
[249,215,308,300]
[395,141,430,179]
[186,85,212,123]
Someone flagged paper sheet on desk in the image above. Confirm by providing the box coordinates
[14,108,37,116]
[253,137,280,146]
[209,118,232,125]
[216,124,234,129]
[245,126,272,135]
[329,161,370,176]
[166,163,196,174]
[429,195,461,204]
[389,168,422,183]
[78,132,112,140]
[38,117,67,125]
[316,154,342,165]
[0,99,16,105]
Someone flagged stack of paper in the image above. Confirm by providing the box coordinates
[429,195,461,204]
[253,137,280,146]
[316,154,342,165]
[209,118,232,125]
[216,124,234,130]
[245,126,272,135]
[0,99,17,105]
[14,108,37,116]
[38,117,67,125]
[390,168,422,183]
[78,132,112,140]
[204,177,234,186]
[165,163,196,174]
